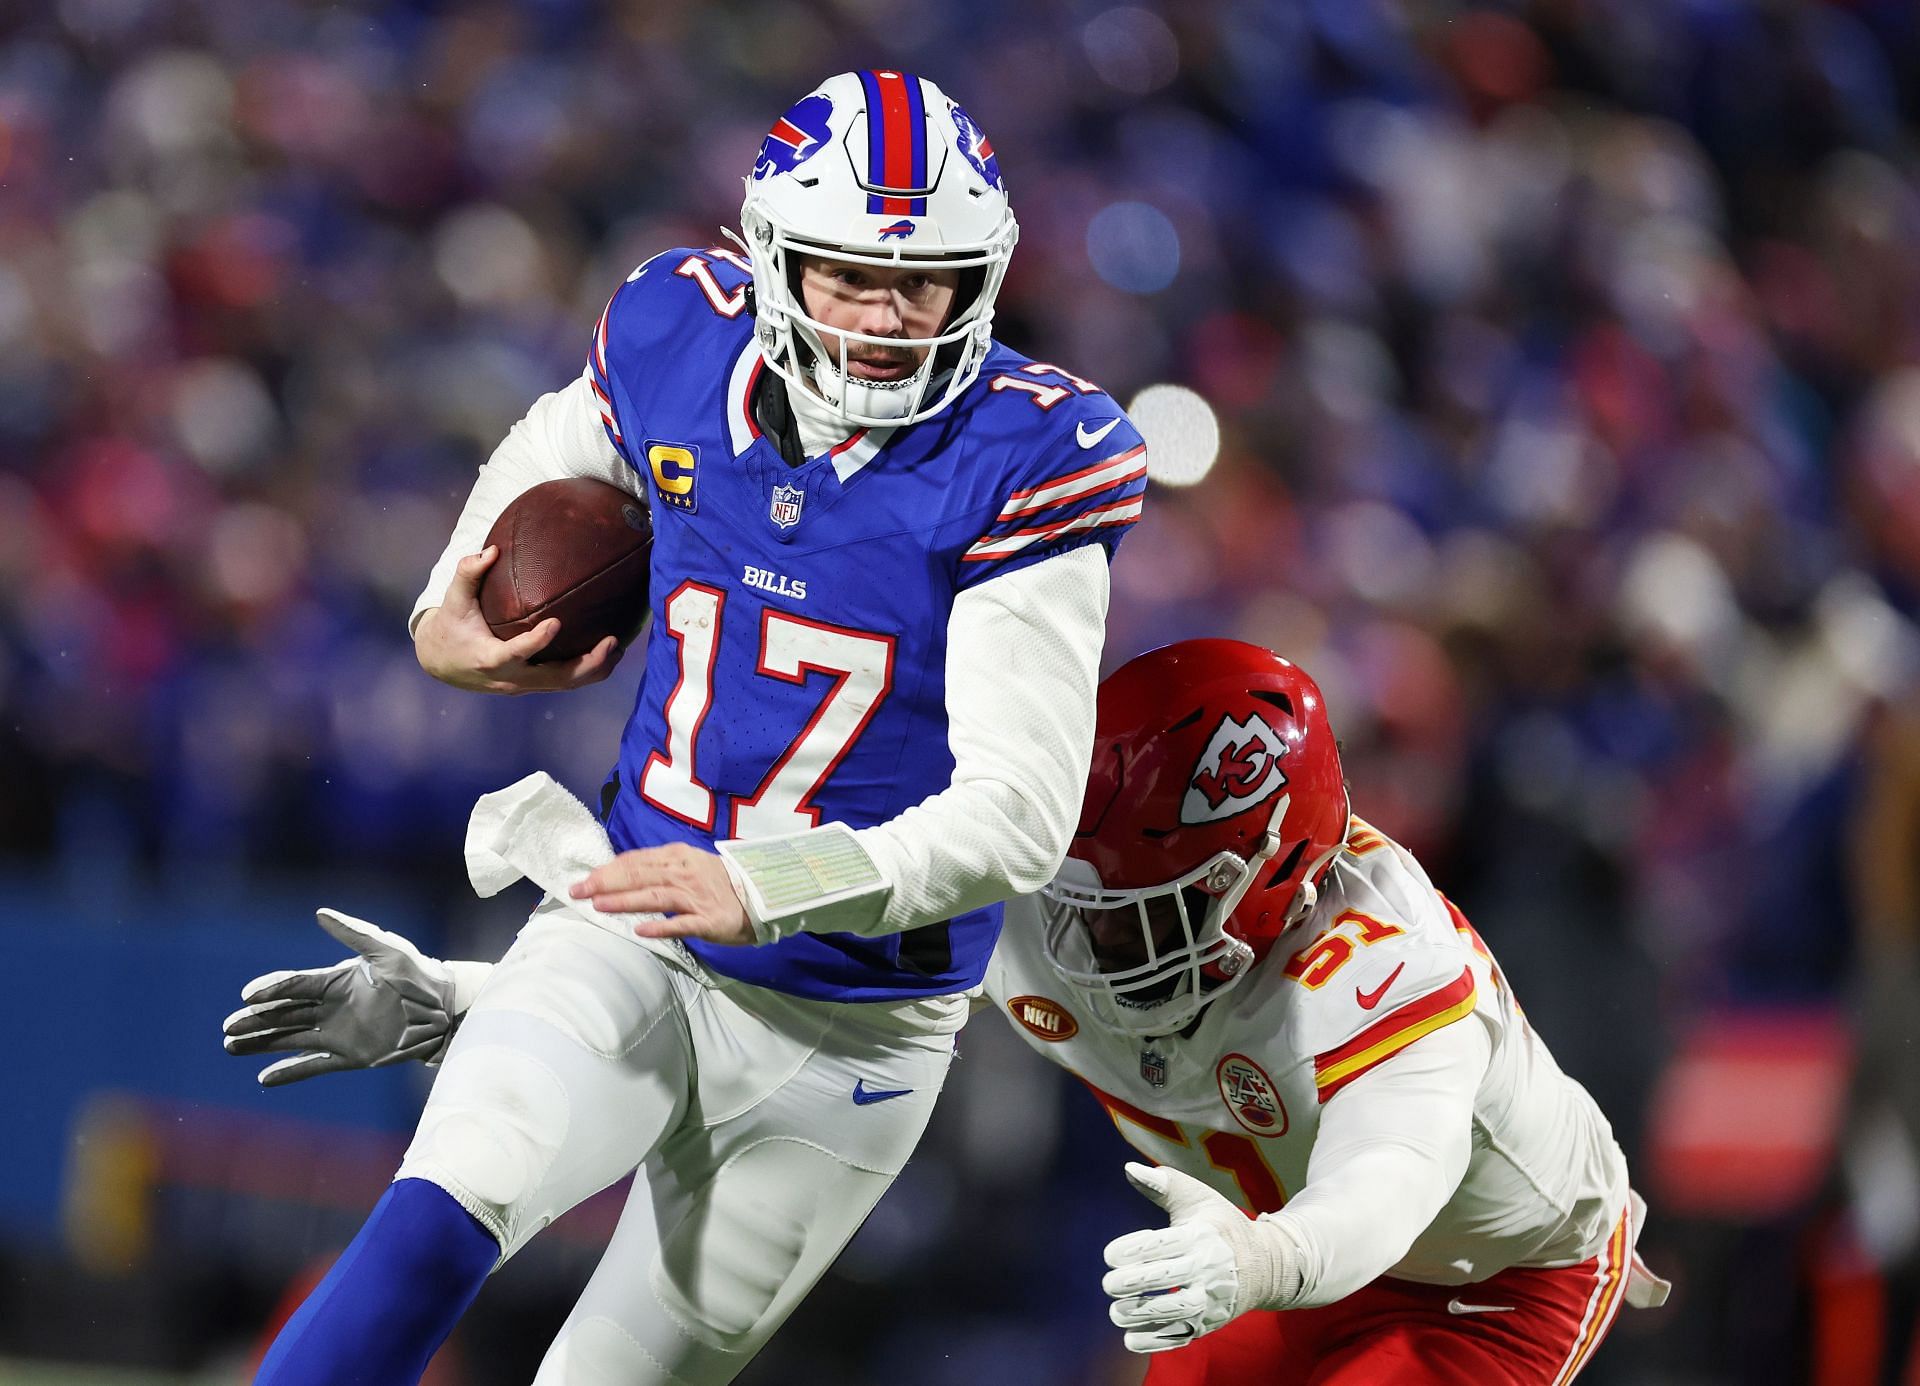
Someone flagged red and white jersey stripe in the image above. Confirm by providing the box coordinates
[589,294,622,446]
[959,406,1149,577]
[996,445,1147,520]
[962,493,1143,563]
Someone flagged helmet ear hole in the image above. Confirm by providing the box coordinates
[1264,839,1307,893]
[1250,690,1294,717]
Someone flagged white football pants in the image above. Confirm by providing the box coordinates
[394,898,960,1385]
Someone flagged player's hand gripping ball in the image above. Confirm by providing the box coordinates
[479,478,653,662]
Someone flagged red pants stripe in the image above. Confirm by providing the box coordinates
[1144,1208,1634,1386]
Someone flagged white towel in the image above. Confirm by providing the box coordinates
[464,771,665,936]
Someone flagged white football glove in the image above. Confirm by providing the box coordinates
[221,908,462,1086]
[1102,1162,1300,1354]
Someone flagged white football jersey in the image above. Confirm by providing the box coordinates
[986,819,1630,1286]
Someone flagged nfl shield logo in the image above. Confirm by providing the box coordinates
[1140,1047,1168,1088]
[769,483,805,529]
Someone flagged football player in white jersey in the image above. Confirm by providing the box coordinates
[992,638,1667,1382]
[228,640,1666,1382]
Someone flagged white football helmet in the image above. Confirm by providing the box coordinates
[738,70,1019,428]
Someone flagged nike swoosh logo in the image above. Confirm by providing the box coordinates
[1446,1299,1515,1315]
[1076,418,1122,449]
[1355,962,1405,1010]
[852,1079,914,1106]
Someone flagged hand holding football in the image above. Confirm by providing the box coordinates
[478,478,653,662]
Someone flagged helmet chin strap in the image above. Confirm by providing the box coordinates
[806,352,925,424]
[1282,833,1350,931]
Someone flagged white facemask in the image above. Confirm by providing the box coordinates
[804,348,951,426]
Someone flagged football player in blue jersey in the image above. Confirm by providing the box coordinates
[239,70,1148,1386]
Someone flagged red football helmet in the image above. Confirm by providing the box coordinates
[1041,639,1351,1035]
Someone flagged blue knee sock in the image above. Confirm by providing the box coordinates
[255,1178,500,1386]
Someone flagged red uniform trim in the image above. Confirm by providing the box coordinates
[1552,1208,1632,1384]
[873,71,914,213]
[1313,967,1477,1101]
[739,357,764,441]
[825,427,870,460]
[960,496,1143,560]
[1000,445,1148,510]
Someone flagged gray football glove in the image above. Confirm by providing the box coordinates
[222,908,460,1086]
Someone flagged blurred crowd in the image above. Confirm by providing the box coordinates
[4,0,1920,1381]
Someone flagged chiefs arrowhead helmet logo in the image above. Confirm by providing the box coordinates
[1181,712,1289,826]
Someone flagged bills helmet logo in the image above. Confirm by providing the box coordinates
[877,219,916,241]
[949,102,1003,190]
[769,482,805,529]
[753,93,834,181]
[1181,712,1289,825]
[1217,1053,1288,1137]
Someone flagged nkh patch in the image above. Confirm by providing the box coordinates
[1007,995,1078,1042]
[1216,1052,1288,1137]
[769,483,805,529]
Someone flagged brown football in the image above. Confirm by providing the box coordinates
[478,478,652,663]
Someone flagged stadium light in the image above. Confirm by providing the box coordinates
[1127,383,1220,487]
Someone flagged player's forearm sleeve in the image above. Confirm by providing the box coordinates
[408,370,636,637]
[1245,1017,1492,1310]
[854,543,1107,933]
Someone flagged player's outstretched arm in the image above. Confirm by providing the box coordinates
[415,545,622,695]
[1103,1163,1295,1354]
[221,909,491,1086]
[851,546,1111,926]
[1102,1017,1493,1351]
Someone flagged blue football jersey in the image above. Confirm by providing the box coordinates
[586,247,1147,1001]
